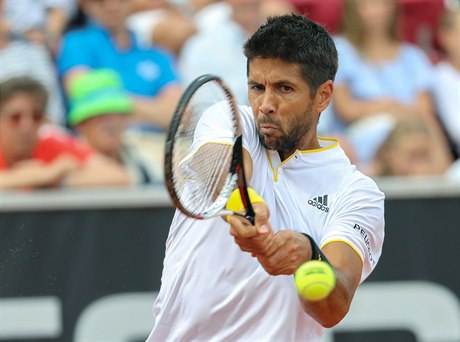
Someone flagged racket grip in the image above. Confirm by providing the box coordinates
[226,188,264,223]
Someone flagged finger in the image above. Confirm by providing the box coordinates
[253,203,272,234]
[228,215,259,239]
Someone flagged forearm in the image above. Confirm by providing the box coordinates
[297,239,362,327]
[0,168,56,190]
[299,266,354,327]
[45,7,68,52]
[65,156,132,187]
[333,87,392,123]
[46,7,68,38]
[131,85,182,129]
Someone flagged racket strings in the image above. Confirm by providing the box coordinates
[171,80,239,216]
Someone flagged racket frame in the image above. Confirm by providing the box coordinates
[164,74,255,224]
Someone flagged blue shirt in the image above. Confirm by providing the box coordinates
[334,36,433,104]
[58,21,179,97]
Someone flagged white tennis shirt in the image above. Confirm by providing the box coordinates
[147,105,385,341]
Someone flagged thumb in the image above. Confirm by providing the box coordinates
[253,202,271,234]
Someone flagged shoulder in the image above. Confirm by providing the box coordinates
[338,170,385,205]
[399,43,431,64]
[334,36,359,59]
[62,26,103,46]
[63,27,92,40]
[140,45,176,63]
[238,105,256,132]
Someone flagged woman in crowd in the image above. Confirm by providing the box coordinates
[331,0,452,173]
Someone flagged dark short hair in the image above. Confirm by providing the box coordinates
[0,76,48,113]
[243,14,338,96]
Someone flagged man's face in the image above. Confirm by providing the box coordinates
[0,93,44,159]
[247,58,318,158]
[83,0,132,30]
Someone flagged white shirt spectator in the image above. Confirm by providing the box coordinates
[179,19,249,104]
[4,0,76,36]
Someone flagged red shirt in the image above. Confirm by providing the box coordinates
[0,131,94,170]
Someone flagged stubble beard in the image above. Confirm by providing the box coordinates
[257,104,315,155]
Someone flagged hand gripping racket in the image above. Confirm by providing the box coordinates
[164,74,255,224]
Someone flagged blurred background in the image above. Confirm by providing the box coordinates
[0,0,459,341]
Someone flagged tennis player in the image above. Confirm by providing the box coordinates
[148,14,384,341]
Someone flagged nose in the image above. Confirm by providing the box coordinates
[259,90,276,116]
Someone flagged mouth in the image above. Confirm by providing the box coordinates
[259,124,279,135]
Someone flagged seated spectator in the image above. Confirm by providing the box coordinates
[68,70,163,185]
[127,0,196,56]
[329,0,452,172]
[333,0,434,126]
[433,7,460,159]
[179,0,296,104]
[0,1,66,125]
[3,0,76,55]
[0,76,131,190]
[372,116,451,177]
[57,0,182,131]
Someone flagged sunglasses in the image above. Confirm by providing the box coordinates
[3,111,44,126]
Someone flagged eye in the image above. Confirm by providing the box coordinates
[250,83,264,92]
[280,85,293,93]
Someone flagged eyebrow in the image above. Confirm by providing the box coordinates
[247,79,296,86]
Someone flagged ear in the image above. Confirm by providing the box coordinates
[314,80,334,113]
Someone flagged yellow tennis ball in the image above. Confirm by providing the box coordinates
[225,188,264,222]
[294,260,336,301]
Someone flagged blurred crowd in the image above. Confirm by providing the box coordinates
[0,0,459,191]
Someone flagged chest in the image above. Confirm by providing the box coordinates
[249,150,347,242]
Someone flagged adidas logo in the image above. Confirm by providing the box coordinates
[308,195,329,212]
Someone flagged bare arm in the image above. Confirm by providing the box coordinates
[0,156,78,190]
[299,241,362,327]
[131,84,183,129]
[45,7,69,54]
[333,85,434,123]
[65,154,132,187]
[0,154,132,190]
[229,203,362,327]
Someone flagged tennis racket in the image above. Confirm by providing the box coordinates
[164,74,255,224]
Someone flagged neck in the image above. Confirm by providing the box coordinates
[110,27,131,49]
[362,33,394,49]
[278,136,320,161]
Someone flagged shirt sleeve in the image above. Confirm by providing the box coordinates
[156,50,181,87]
[35,134,94,165]
[320,175,385,283]
[57,31,94,76]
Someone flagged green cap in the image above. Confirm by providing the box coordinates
[68,69,133,126]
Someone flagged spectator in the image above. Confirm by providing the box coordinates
[180,0,295,104]
[0,1,66,125]
[0,76,131,190]
[433,7,460,158]
[127,0,196,56]
[372,116,449,177]
[68,70,163,185]
[330,0,452,172]
[3,0,76,55]
[57,0,182,131]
